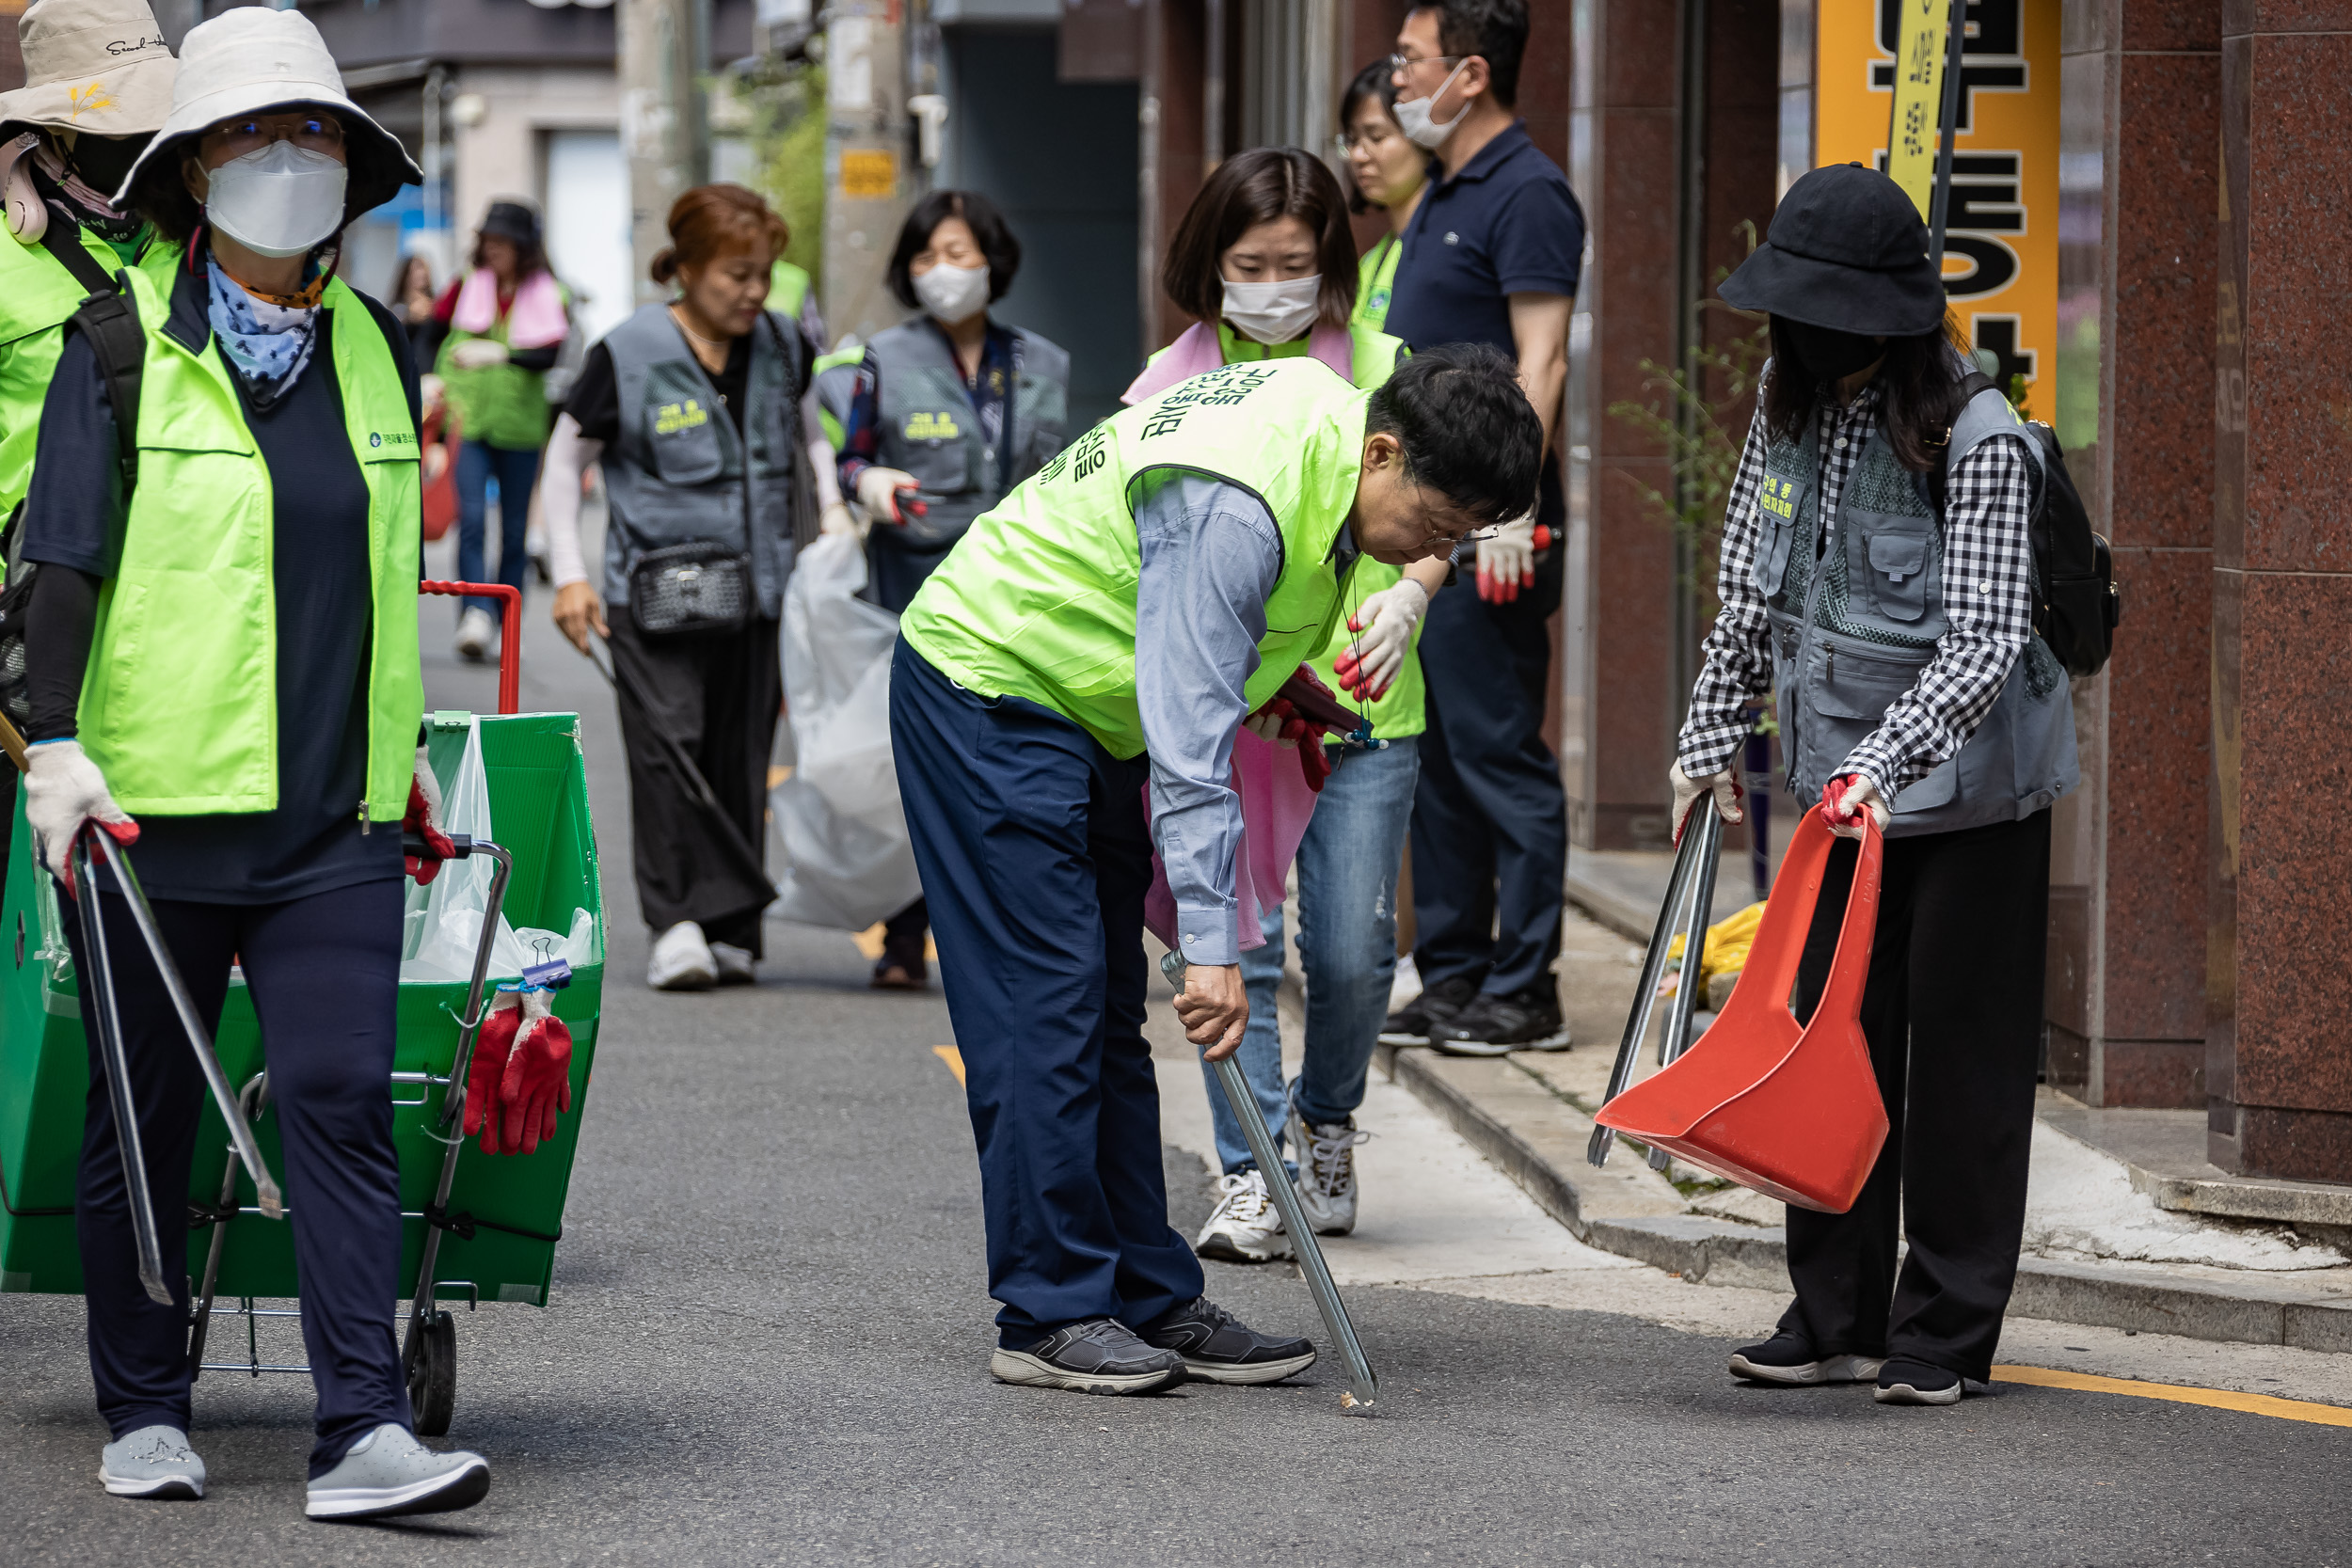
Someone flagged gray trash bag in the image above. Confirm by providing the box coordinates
[771,531,923,930]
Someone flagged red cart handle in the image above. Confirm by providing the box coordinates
[420,580,521,714]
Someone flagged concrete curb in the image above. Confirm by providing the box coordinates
[1378,1041,2352,1353]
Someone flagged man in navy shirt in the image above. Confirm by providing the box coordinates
[1379,0,1586,1056]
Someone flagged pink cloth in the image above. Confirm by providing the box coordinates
[452,267,568,349]
[1120,320,1355,405]
[1143,724,1322,957]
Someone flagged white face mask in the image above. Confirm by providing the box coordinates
[914,261,990,324]
[1220,275,1322,345]
[1394,58,1472,151]
[203,140,348,260]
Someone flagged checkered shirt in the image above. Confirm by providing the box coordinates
[1677,380,2037,801]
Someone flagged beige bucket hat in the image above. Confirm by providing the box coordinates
[0,0,177,138]
[115,5,420,220]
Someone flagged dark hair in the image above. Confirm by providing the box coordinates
[650,182,788,285]
[387,252,431,302]
[886,189,1021,309]
[1410,0,1530,108]
[1367,341,1543,525]
[474,229,548,283]
[1762,313,1968,473]
[1161,147,1359,330]
[1340,58,1401,215]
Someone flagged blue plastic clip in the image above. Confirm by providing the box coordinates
[520,957,574,991]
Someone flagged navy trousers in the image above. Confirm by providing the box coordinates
[454,438,542,622]
[67,878,411,1476]
[1409,455,1568,997]
[889,638,1203,1346]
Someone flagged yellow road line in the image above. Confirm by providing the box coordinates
[932,1045,965,1086]
[1993,1364,2352,1428]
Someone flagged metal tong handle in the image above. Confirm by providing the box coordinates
[1163,950,1378,1415]
[80,829,285,1221]
[1587,804,1724,1169]
[73,832,172,1306]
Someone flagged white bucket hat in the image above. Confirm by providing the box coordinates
[114,5,420,223]
[0,0,177,138]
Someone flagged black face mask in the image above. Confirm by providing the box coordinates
[61,133,150,202]
[1780,318,1885,383]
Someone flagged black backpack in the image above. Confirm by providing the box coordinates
[1932,370,2121,680]
[0,228,149,729]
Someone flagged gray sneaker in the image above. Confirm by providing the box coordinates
[101,1425,204,1500]
[990,1318,1187,1395]
[1286,1103,1369,1236]
[305,1422,489,1520]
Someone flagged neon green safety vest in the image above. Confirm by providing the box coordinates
[900,357,1370,760]
[770,260,812,322]
[78,267,425,818]
[0,224,179,519]
[434,274,566,451]
[809,344,863,450]
[1355,234,1402,335]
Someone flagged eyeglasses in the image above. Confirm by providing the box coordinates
[201,111,345,161]
[1389,51,1466,77]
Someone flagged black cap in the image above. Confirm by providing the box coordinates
[478,199,540,247]
[1719,163,1947,335]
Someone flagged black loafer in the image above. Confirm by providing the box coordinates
[1139,1296,1317,1386]
[1873,1356,1964,1405]
[990,1319,1186,1395]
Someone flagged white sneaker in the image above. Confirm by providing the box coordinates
[1287,1103,1370,1236]
[453,607,494,663]
[304,1422,488,1520]
[708,942,756,986]
[1195,1169,1290,1263]
[648,921,717,991]
[99,1424,203,1499]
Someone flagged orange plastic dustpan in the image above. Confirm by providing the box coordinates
[1593,805,1888,1213]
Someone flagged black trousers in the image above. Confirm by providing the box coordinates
[1779,808,2052,1382]
[66,878,410,1477]
[608,607,782,952]
[1408,452,1568,998]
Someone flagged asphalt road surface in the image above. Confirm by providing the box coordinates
[3,579,2348,1566]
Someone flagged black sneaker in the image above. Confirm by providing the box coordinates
[1430,985,1570,1055]
[1139,1296,1317,1386]
[1379,974,1478,1046]
[1728,1333,1885,1386]
[1873,1356,1964,1405]
[990,1319,1186,1395]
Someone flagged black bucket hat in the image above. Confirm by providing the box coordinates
[1719,163,1947,335]
[479,200,542,248]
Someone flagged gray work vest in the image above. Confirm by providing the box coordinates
[1756,379,2077,837]
[598,302,803,618]
[866,317,1069,546]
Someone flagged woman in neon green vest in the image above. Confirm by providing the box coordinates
[15,7,491,1520]
[1124,143,1448,1264]
[1337,56,1436,337]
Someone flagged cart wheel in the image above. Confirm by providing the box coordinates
[405,1309,457,1436]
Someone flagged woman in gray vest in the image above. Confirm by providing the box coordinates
[834,188,1070,988]
[1673,165,2074,1409]
[543,184,810,992]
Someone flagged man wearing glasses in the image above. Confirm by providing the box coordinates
[889,347,1541,1396]
[1377,0,1587,1058]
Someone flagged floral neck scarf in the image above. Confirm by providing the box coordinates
[206,254,325,408]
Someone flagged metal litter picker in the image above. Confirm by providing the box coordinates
[1162,949,1377,1415]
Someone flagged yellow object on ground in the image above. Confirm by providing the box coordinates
[1993,1365,2352,1429]
[1666,901,1765,990]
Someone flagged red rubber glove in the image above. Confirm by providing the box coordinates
[1820,773,1889,838]
[464,992,521,1151]
[498,988,575,1156]
[405,745,456,885]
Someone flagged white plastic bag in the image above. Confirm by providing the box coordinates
[770,531,921,929]
[402,717,596,983]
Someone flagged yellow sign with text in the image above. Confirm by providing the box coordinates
[1817,0,2058,414]
[838,148,898,200]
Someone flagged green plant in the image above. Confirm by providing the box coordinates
[744,61,827,294]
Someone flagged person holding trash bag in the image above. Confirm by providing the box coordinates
[544,183,810,992]
[891,344,1541,1395]
[1673,162,2074,1408]
[14,7,491,1515]
[427,198,568,664]
[833,190,1069,990]
[1122,140,1442,1265]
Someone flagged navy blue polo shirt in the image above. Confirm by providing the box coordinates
[1384,120,1586,359]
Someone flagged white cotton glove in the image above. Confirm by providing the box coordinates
[1242,709,1292,747]
[854,466,924,526]
[24,739,136,885]
[449,339,510,370]
[1822,773,1891,840]
[1668,760,1743,846]
[1475,511,1538,604]
[1333,578,1428,702]
[819,500,866,540]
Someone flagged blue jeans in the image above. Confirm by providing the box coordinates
[1204,736,1420,1175]
[454,439,543,622]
